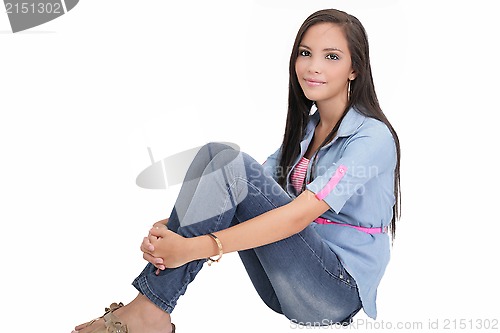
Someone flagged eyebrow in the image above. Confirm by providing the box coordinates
[299,44,344,53]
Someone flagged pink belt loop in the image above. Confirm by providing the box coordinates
[315,217,387,234]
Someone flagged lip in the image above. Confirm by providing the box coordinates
[304,78,326,87]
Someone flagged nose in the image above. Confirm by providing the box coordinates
[306,56,322,74]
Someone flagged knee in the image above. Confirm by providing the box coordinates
[205,147,243,173]
[189,142,239,172]
[199,144,262,181]
[209,149,261,174]
[202,142,238,157]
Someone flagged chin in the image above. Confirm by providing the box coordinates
[303,92,325,102]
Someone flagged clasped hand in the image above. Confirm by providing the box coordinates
[140,218,190,272]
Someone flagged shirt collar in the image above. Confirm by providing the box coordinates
[306,106,366,139]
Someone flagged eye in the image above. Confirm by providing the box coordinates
[326,53,340,60]
[299,49,310,57]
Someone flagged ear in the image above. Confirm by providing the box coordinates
[349,70,357,81]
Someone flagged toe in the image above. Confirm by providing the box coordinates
[74,321,90,331]
[74,318,102,333]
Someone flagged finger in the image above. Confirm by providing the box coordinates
[141,236,155,253]
[143,252,164,266]
[141,246,164,264]
[153,221,168,229]
[149,233,159,246]
[155,265,166,276]
[154,218,169,226]
[140,236,149,251]
[149,226,168,238]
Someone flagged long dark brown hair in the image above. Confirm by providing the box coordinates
[277,9,401,239]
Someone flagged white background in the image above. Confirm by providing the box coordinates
[1,0,499,332]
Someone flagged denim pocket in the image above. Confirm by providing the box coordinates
[336,261,358,289]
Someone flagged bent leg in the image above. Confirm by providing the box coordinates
[133,144,291,313]
[234,192,362,324]
[165,142,237,233]
[241,226,362,325]
[238,248,283,314]
[134,143,361,323]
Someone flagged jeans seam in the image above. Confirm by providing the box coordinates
[134,260,205,314]
[211,178,237,233]
[170,260,205,304]
[136,275,173,313]
[212,176,276,232]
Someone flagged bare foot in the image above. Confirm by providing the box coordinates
[73,294,173,333]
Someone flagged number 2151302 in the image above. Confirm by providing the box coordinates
[5,2,62,14]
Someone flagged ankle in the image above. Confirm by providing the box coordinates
[130,295,172,330]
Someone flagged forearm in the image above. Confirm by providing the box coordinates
[189,204,302,261]
[187,190,329,261]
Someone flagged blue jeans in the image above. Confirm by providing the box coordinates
[132,143,361,325]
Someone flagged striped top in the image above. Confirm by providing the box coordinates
[290,156,310,194]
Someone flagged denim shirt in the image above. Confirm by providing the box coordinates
[263,107,397,319]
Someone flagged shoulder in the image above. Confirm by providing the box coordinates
[344,112,397,161]
[338,108,391,141]
[358,116,393,141]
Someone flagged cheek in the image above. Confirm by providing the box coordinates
[295,59,305,77]
[326,65,351,83]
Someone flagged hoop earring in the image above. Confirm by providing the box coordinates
[347,79,351,101]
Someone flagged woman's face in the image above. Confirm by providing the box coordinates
[295,23,356,107]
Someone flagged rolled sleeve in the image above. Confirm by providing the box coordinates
[306,123,396,214]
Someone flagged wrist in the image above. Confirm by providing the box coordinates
[187,235,220,262]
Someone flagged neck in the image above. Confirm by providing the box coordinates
[315,98,348,130]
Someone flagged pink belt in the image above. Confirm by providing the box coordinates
[314,217,388,234]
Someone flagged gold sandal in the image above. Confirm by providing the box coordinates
[99,313,176,333]
[97,312,176,333]
[78,302,176,333]
[79,302,124,330]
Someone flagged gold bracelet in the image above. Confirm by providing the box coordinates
[206,233,223,266]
